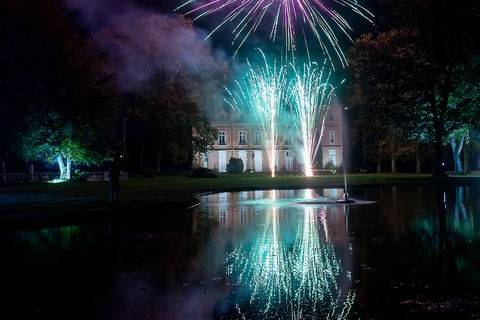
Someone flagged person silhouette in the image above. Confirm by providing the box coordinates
[108,162,120,202]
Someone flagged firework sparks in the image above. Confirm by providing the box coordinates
[290,61,335,176]
[225,190,355,318]
[227,191,292,313]
[176,0,373,66]
[226,49,286,178]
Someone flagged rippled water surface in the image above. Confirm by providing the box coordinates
[1,186,480,319]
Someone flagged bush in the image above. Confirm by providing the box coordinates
[324,161,342,174]
[72,169,89,182]
[189,167,218,178]
[227,157,244,174]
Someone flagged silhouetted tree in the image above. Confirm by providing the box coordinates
[347,0,480,174]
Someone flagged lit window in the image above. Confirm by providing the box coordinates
[329,130,335,143]
[254,131,261,145]
[239,131,247,145]
[329,149,337,165]
[218,131,226,145]
[203,153,208,168]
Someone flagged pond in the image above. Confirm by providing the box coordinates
[0,186,479,319]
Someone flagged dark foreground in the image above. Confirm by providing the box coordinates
[0,185,479,319]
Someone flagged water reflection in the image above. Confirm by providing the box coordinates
[290,191,354,319]
[1,186,480,319]
[453,186,475,239]
[211,189,355,319]
[226,191,292,317]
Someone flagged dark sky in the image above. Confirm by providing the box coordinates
[135,0,177,12]
[67,0,378,64]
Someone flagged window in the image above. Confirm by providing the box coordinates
[254,131,261,145]
[329,130,335,143]
[330,188,338,198]
[239,131,247,145]
[218,131,226,145]
[329,149,337,165]
[203,152,208,167]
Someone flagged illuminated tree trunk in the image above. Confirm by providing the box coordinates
[450,135,465,175]
[57,155,72,180]
[57,155,66,180]
[66,158,72,180]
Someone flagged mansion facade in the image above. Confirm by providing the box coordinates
[195,100,344,173]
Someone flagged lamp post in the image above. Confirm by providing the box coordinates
[342,105,349,202]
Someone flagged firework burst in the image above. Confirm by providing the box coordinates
[226,49,286,178]
[176,0,373,66]
[290,61,335,177]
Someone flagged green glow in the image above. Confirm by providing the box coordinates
[227,53,341,177]
[226,190,355,318]
[290,62,335,176]
[176,0,374,67]
[47,178,67,184]
[227,191,291,312]
[226,50,286,178]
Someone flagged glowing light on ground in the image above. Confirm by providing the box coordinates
[290,62,335,176]
[226,50,286,178]
[176,0,373,66]
[47,178,67,184]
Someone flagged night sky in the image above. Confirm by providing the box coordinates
[66,0,378,64]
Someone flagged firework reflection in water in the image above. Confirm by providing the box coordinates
[226,190,355,319]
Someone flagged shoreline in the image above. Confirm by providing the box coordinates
[1,173,479,229]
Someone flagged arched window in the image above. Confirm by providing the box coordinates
[254,131,262,145]
[329,149,337,165]
[238,131,247,145]
[218,131,226,145]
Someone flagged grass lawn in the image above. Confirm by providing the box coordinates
[0,173,479,224]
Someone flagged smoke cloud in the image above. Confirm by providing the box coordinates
[67,0,229,112]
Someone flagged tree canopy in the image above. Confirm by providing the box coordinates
[345,0,480,174]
